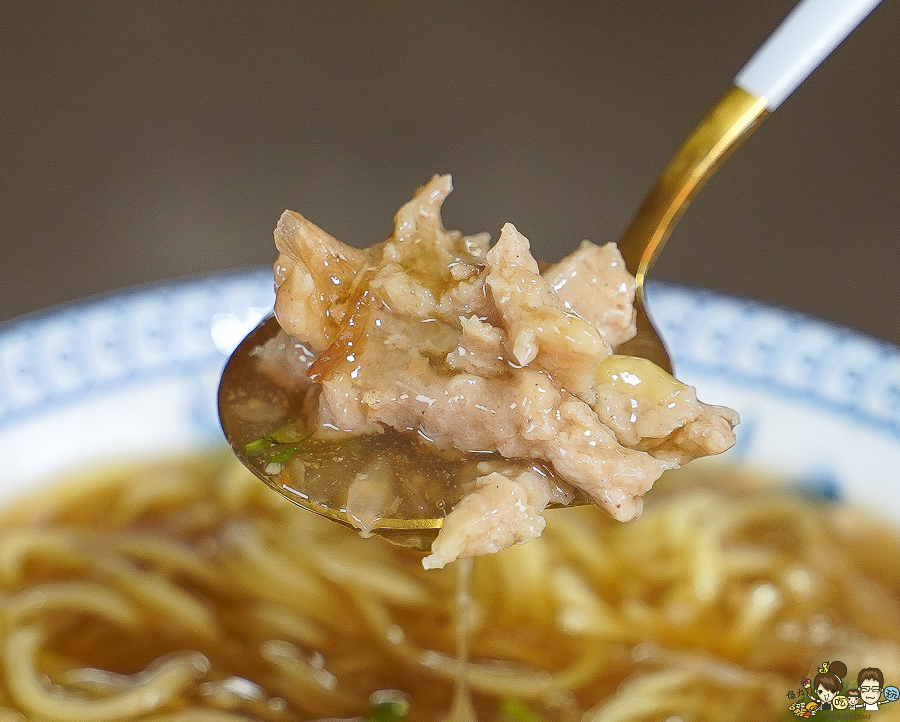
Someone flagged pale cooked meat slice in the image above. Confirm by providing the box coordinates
[273,210,367,353]
[359,368,671,523]
[485,224,610,403]
[423,468,564,570]
[543,240,637,348]
[592,355,741,465]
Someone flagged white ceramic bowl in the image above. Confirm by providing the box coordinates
[1,272,899,525]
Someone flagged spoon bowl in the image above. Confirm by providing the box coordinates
[219,314,442,550]
[218,314,591,549]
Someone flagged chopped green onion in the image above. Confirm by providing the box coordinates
[244,437,273,455]
[244,425,310,458]
[498,698,542,722]
[366,699,408,721]
[269,447,299,465]
[268,424,308,444]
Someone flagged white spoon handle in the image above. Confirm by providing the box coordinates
[735,0,881,110]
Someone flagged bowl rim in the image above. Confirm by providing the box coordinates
[1,271,899,440]
[646,280,900,441]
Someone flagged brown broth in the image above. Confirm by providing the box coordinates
[219,323,578,532]
[2,454,900,721]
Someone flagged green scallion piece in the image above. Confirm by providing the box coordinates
[366,699,408,722]
[269,447,299,465]
[268,425,308,444]
[244,437,273,455]
[498,698,542,722]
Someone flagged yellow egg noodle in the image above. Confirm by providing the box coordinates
[0,452,899,721]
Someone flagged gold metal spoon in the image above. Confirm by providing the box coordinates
[219,314,453,550]
[615,85,768,373]
[218,0,880,549]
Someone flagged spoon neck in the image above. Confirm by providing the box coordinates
[618,84,769,284]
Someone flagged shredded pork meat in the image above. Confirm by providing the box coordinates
[272,175,739,568]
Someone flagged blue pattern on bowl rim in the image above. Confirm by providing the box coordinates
[0,272,898,516]
[0,269,273,430]
[647,282,900,440]
[2,273,898,438]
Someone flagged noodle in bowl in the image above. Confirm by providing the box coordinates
[1,271,900,721]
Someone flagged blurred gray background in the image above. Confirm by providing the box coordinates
[1,2,898,344]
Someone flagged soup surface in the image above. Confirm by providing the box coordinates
[1,452,899,721]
